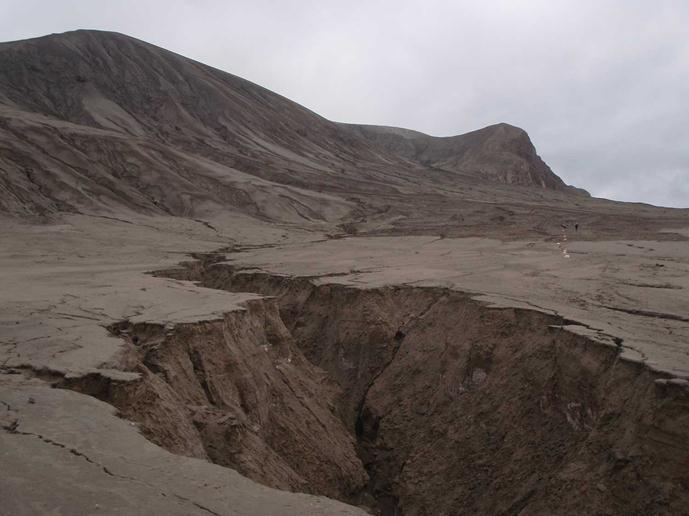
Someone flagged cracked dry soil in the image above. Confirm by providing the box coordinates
[39,253,689,515]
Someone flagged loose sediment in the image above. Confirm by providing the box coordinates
[47,252,689,515]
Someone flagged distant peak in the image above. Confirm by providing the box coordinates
[489,122,523,130]
[479,122,529,137]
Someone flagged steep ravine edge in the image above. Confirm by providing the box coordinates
[12,251,689,515]
[152,253,689,515]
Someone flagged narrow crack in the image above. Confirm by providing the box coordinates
[77,213,161,231]
[3,420,222,514]
[596,304,689,323]
[193,219,219,233]
[171,495,222,516]
[355,294,443,432]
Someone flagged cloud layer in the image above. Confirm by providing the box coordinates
[2,0,687,206]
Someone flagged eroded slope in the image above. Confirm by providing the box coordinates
[132,256,689,515]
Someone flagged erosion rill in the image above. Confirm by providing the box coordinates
[40,253,687,515]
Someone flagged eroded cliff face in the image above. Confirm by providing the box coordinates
[67,298,367,501]
[45,254,689,515]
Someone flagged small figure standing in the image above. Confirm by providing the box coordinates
[575,223,579,232]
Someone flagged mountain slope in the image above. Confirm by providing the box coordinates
[350,122,568,189]
[0,30,366,221]
[0,30,574,223]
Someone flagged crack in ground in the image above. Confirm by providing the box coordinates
[596,304,689,323]
[193,219,220,234]
[172,495,222,516]
[2,422,222,514]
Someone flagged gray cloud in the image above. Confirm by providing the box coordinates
[2,0,687,206]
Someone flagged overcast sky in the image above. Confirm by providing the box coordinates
[2,0,688,207]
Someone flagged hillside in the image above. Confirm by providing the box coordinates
[350,122,569,189]
[1,30,579,226]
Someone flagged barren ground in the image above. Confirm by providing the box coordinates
[2,213,688,514]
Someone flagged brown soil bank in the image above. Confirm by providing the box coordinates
[63,254,689,515]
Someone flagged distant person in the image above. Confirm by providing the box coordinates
[575,223,579,232]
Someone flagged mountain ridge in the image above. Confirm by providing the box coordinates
[348,122,569,190]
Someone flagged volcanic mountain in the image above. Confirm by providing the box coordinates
[3,30,686,240]
[1,30,578,225]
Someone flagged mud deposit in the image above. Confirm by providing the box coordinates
[52,254,689,515]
